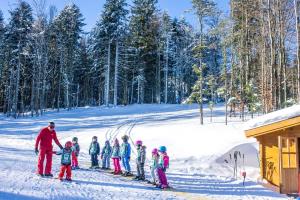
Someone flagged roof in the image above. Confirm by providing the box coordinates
[244,105,300,138]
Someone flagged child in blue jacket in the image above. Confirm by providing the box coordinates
[101,140,112,169]
[89,136,100,169]
[120,135,132,176]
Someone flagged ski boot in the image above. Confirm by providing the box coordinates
[66,177,72,182]
[44,173,53,178]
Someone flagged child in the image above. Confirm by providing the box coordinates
[89,136,100,169]
[55,141,73,181]
[71,137,80,170]
[157,146,169,189]
[101,140,112,170]
[133,140,146,181]
[111,138,121,175]
[148,148,159,185]
[120,135,132,176]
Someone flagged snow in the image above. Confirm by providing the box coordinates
[0,104,289,200]
[244,104,300,130]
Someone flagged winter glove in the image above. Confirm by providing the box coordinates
[101,155,103,160]
[128,156,131,161]
[35,148,39,155]
[59,145,63,150]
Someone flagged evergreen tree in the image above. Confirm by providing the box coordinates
[92,0,128,106]
[191,0,217,124]
[0,11,6,109]
[4,1,34,118]
[52,4,84,110]
[129,0,159,104]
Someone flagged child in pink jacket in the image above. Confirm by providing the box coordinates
[157,146,169,189]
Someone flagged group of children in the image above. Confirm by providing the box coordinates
[55,135,170,189]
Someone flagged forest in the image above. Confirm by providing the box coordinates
[0,0,299,122]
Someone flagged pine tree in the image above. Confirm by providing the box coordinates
[0,10,6,111]
[92,0,128,106]
[4,1,34,118]
[129,0,159,104]
[52,4,84,110]
[191,0,217,124]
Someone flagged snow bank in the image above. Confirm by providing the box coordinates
[215,142,259,168]
[244,105,300,130]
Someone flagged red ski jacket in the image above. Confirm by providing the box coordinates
[35,127,62,150]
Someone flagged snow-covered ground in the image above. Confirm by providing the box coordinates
[0,104,290,200]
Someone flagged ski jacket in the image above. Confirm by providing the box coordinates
[150,155,159,169]
[72,143,80,156]
[136,146,146,164]
[159,153,169,169]
[120,142,131,158]
[35,127,62,150]
[101,144,112,157]
[89,142,100,155]
[56,148,72,165]
[111,145,121,158]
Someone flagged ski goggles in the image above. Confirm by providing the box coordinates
[49,125,55,130]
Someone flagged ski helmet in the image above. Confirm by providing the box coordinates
[159,146,167,153]
[152,148,158,155]
[135,140,143,146]
[65,141,72,149]
[105,140,110,145]
[121,135,129,141]
[72,137,78,142]
[48,122,55,129]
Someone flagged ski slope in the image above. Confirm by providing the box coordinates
[0,104,289,200]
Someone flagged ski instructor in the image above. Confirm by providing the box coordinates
[35,122,63,177]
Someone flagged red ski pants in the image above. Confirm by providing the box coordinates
[37,149,53,175]
[59,165,72,179]
[72,152,78,167]
[112,158,121,173]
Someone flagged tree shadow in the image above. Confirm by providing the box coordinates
[0,191,44,200]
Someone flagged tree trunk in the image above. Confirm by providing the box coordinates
[164,36,169,104]
[13,42,21,118]
[104,40,111,106]
[294,0,300,102]
[114,40,119,106]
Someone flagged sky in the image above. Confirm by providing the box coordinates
[0,0,230,32]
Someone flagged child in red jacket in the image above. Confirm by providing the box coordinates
[55,141,73,181]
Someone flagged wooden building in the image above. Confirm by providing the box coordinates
[245,106,300,195]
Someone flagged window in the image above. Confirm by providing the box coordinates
[281,138,297,169]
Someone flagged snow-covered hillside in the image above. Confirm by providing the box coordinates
[0,104,288,200]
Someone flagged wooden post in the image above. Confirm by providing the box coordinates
[278,136,282,193]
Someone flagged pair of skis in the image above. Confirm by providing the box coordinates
[229,151,246,186]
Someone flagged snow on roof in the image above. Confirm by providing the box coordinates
[244,105,300,130]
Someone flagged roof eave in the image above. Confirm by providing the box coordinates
[245,116,300,138]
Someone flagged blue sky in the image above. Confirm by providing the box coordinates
[0,0,229,31]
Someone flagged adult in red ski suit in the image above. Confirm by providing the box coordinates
[35,122,63,176]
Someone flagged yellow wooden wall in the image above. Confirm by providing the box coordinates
[260,133,280,187]
[259,127,300,189]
